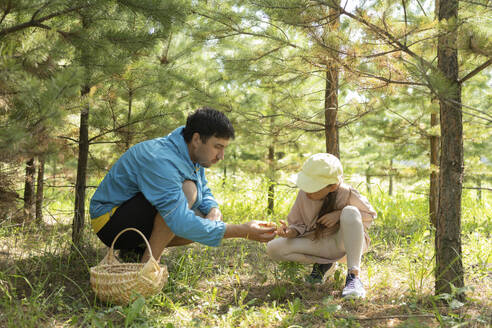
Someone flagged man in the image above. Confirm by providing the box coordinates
[90,107,275,263]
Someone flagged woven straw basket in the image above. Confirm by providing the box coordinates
[90,228,168,304]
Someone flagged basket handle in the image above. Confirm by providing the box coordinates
[105,227,154,263]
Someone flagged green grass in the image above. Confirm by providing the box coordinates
[0,174,490,327]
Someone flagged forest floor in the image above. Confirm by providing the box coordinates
[0,182,491,327]
[0,220,490,327]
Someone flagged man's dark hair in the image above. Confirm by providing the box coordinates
[182,107,235,143]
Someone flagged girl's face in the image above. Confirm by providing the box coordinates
[305,183,340,200]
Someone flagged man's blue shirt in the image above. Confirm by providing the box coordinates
[89,126,226,246]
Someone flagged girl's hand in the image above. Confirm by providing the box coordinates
[276,220,298,238]
[317,211,341,228]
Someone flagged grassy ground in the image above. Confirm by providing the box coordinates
[0,175,490,327]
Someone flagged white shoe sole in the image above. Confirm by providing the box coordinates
[342,290,366,299]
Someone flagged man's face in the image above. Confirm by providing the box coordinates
[189,133,230,168]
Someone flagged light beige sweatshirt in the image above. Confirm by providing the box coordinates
[287,183,377,245]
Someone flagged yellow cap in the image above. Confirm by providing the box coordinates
[289,153,343,193]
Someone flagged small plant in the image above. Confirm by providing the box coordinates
[123,296,146,327]
[333,267,345,290]
[270,285,288,300]
[275,261,305,283]
[313,297,343,326]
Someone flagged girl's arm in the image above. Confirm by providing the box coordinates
[284,191,309,236]
[317,210,342,228]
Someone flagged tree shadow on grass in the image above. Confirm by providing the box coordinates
[0,227,107,311]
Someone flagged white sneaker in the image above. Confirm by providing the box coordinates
[342,273,366,298]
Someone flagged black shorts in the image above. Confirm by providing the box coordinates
[96,193,157,250]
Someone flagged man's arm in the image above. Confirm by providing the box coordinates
[198,170,219,215]
[224,221,276,242]
[206,207,222,221]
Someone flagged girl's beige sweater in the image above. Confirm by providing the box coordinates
[287,183,377,245]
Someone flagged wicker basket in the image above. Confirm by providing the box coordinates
[90,228,168,304]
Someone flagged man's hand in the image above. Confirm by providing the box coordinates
[206,207,223,221]
[317,210,341,228]
[243,221,276,242]
[276,220,298,238]
[224,221,276,242]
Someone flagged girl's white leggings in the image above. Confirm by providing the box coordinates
[266,205,366,272]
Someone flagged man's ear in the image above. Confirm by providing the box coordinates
[191,132,201,146]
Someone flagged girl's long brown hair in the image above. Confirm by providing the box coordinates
[314,188,339,239]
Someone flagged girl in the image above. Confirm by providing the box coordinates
[266,153,376,298]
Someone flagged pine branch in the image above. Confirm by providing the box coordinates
[225,46,284,62]
[463,187,492,192]
[31,1,51,21]
[338,109,374,127]
[45,185,98,189]
[460,0,492,8]
[459,101,492,121]
[291,118,326,128]
[0,1,12,26]
[0,4,88,38]
[305,41,427,87]
[346,65,427,86]
[315,0,434,72]
[58,114,172,145]
[88,113,171,143]
[89,141,122,145]
[430,93,492,123]
[386,107,431,138]
[415,0,429,16]
[193,9,299,49]
[31,22,51,30]
[458,58,492,84]
[363,49,402,59]
[57,136,78,143]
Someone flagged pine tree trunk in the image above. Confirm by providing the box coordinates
[389,159,393,196]
[35,155,45,223]
[267,145,275,213]
[125,89,133,150]
[73,85,90,247]
[435,0,464,298]
[324,5,340,157]
[232,151,237,179]
[24,158,36,222]
[430,112,439,228]
[52,156,57,186]
[476,178,481,201]
[222,165,227,187]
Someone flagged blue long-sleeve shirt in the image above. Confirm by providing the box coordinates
[89,126,226,246]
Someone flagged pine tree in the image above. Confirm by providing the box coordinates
[65,1,189,247]
[317,0,491,297]
[435,0,464,298]
[1,0,83,220]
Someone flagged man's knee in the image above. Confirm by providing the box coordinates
[340,205,362,226]
[182,180,197,209]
